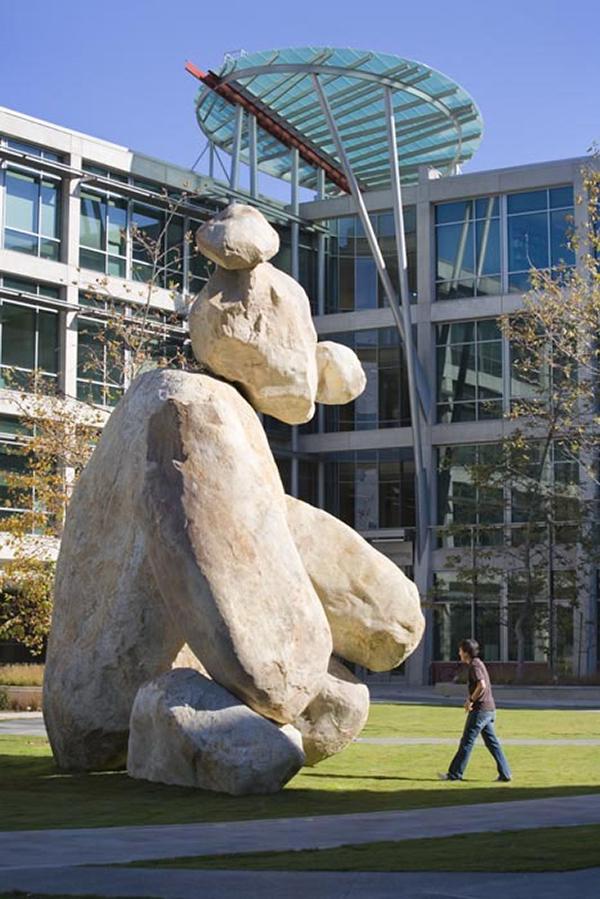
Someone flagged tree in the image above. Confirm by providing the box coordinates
[0,188,205,654]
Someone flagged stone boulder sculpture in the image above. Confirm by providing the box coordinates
[286,496,425,671]
[195,203,280,270]
[44,202,425,790]
[189,262,318,424]
[316,340,367,405]
[128,669,305,794]
[294,658,369,766]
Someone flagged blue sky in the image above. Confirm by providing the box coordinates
[2,0,598,190]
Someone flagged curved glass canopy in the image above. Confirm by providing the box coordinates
[194,47,483,191]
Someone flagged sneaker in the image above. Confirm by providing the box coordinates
[438,772,462,781]
[496,775,511,782]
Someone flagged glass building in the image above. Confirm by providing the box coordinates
[0,65,596,682]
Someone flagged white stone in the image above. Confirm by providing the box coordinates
[294,658,369,766]
[195,203,280,270]
[189,262,318,424]
[286,497,425,672]
[315,341,367,405]
[44,370,331,771]
[128,669,305,795]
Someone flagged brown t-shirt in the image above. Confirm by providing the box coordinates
[468,657,495,711]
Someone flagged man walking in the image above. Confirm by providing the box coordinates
[440,638,511,782]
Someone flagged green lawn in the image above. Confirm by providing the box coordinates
[364,702,600,739]
[125,824,600,873]
[3,705,600,831]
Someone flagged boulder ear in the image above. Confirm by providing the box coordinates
[315,341,367,405]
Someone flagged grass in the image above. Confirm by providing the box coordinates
[2,704,600,831]
[363,702,600,739]
[125,824,600,873]
[0,664,44,687]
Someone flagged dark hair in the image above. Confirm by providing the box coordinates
[459,638,480,659]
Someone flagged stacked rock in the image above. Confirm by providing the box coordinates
[42,204,425,796]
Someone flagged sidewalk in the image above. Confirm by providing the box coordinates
[2,865,600,899]
[2,794,600,869]
[369,683,600,708]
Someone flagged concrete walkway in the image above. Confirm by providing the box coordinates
[2,865,600,899]
[358,736,600,745]
[3,713,600,743]
[2,794,599,898]
[2,793,600,870]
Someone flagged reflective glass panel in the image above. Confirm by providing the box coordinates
[107,199,127,256]
[1,303,35,369]
[40,181,59,238]
[5,171,38,233]
[80,193,105,250]
[549,186,573,208]
[38,311,59,373]
[507,190,547,214]
[435,201,471,225]
[355,257,377,310]
[550,209,575,266]
[436,220,474,282]
[508,212,548,271]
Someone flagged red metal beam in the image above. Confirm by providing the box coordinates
[185,61,350,194]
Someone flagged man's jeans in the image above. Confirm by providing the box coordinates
[448,710,511,780]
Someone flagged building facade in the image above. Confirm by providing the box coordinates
[0,103,596,681]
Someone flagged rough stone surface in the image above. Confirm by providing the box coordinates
[44,370,331,771]
[189,262,318,424]
[294,658,369,765]
[195,203,280,271]
[286,497,425,672]
[127,669,305,795]
[315,341,367,405]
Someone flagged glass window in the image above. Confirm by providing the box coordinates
[325,448,414,531]
[436,320,504,422]
[4,169,61,260]
[435,197,500,300]
[507,190,547,214]
[325,210,416,312]
[355,257,377,310]
[5,171,38,233]
[1,304,35,370]
[77,316,124,407]
[324,328,409,432]
[507,187,574,292]
[0,300,59,384]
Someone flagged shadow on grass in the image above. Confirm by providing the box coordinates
[3,735,600,832]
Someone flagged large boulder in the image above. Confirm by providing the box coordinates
[315,341,367,405]
[128,669,304,795]
[294,658,369,765]
[44,370,331,771]
[286,497,425,671]
[195,204,280,271]
[189,263,318,424]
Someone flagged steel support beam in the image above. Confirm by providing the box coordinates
[248,113,258,198]
[290,146,300,280]
[316,167,326,317]
[229,104,244,191]
[383,86,430,564]
[312,74,431,416]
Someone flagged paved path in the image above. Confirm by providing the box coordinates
[358,736,600,745]
[2,865,600,899]
[2,794,600,870]
[3,714,600,744]
[0,713,46,737]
